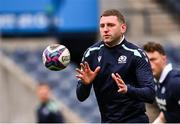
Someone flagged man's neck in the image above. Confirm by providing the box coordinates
[105,35,124,47]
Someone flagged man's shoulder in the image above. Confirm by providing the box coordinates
[123,39,140,50]
[83,41,104,58]
[122,39,146,59]
[89,41,104,48]
[164,70,180,96]
[167,70,180,88]
[169,69,180,79]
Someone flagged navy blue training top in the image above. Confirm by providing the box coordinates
[76,39,155,122]
[155,69,180,123]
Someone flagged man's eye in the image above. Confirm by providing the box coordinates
[107,23,115,27]
[100,24,104,28]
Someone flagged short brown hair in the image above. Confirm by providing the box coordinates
[101,9,126,24]
[143,42,166,55]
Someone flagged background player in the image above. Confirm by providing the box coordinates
[36,83,64,123]
[143,42,180,123]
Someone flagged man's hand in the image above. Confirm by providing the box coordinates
[153,111,166,124]
[111,73,127,93]
[76,62,100,85]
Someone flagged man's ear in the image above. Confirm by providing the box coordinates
[121,23,127,33]
[163,55,167,64]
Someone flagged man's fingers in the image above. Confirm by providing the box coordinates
[76,74,82,79]
[116,78,125,85]
[118,89,122,92]
[112,73,125,86]
[84,61,90,70]
[80,63,85,70]
[112,73,127,93]
[118,88,124,93]
[115,73,121,79]
[111,73,117,81]
[76,74,85,83]
[112,73,119,86]
[94,66,101,74]
[76,68,84,75]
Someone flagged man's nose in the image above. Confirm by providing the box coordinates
[150,63,155,70]
[103,25,109,32]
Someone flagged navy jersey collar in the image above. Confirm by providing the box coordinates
[116,35,125,46]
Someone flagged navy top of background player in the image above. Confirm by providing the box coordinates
[143,42,180,123]
[76,9,155,123]
[36,83,64,123]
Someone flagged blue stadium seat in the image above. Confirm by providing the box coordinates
[2,48,101,122]
[165,45,180,69]
[166,0,180,13]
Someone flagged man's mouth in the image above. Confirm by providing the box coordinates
[104,35,110,38]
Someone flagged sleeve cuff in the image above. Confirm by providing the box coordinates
[126,84,134,96]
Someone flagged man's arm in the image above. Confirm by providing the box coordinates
[153,111,166,124]
[76,81,92,101]
[112,70,155,103]
[126,54,155,103]
[112,51,155,103]
[76,62,100,102]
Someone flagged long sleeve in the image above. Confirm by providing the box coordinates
[126,83,155,103]
[76,80,92,101]
[126,51,155,103]
[76,46,94,102]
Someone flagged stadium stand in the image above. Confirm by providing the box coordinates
[165,46,180,69]
[157,0,180,14]
[0,51,85,122]
[100,0,180,37]
[2,47,101,123]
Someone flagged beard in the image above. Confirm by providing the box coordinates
[103,34,123,47]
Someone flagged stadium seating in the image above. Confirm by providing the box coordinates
[166,0,180,14]
[2,48,101,123]
[165,45,180,69]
